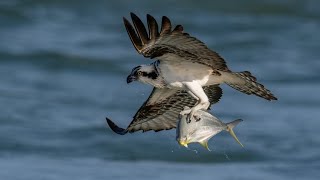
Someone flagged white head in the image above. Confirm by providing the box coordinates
[127,64,164,88]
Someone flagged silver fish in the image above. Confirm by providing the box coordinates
[176,107,244,150]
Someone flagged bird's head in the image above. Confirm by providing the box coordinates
[127,65,162,87]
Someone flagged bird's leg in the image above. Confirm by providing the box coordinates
[180,90,200,122]
[187,90,200,106]
[180,82,210,123]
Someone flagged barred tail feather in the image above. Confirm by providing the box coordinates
[226,71,277,101]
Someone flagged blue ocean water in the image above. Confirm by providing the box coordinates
[0,0,319,179]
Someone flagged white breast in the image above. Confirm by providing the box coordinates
[159,60,213,88]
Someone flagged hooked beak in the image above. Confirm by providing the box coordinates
[178,140,189,148]
[126,75,136,84]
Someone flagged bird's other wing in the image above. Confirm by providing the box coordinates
[106,85,223,134]
[123,13,229,71]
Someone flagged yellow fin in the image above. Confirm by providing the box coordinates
[178,140,189,148]
[199,140,211,151]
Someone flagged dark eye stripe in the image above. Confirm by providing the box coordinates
[142,71,158,79]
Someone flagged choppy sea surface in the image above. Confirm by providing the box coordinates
[0,0,319,179]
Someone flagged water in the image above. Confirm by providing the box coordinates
[0,0,319,179]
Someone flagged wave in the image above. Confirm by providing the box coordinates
[0,51,128,74]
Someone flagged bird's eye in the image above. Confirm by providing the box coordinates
[137,71,142,76]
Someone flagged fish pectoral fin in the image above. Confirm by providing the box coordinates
[199,140,211,151]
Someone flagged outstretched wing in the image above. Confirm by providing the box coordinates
[106,85,223,134]
[123,12,229,71]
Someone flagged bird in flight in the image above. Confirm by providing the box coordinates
[106,13,277,135]
[122,13,276,121]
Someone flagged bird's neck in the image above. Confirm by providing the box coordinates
[149,60,166,88]
[152,60,161,75]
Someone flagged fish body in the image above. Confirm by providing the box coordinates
[176,107,244,150]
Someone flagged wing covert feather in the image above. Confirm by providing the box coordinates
[106,85,223,134]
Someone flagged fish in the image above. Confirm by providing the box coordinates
[176,107,244,150]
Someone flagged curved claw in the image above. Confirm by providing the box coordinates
[180,107,202,123]
[180,108,192,123]
[186,111,201,123]
[195,114,201,122]
[186,113,192,123]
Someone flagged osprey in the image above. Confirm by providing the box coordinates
[106,13,277,134]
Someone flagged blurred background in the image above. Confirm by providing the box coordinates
[0,0,319,179]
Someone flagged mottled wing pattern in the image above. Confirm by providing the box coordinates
[106,85,223,134]
[123,13,229,71]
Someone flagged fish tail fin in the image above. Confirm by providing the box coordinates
[226,119,244,147]
[226,71,277,101]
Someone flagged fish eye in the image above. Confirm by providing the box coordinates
[137,71,142,76]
